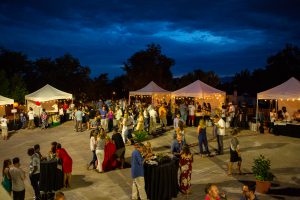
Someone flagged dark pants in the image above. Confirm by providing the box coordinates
[217,135,224,155]
[89,150,97,168]
[128,129,134,144]
[108,119,113,132]
[198,133,209,154]
[269,122,274,133]
[195,116,201,127]
[13,189,25,200]
[144,118,149,131]
[30,173,40,199]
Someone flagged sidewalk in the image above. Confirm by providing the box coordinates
[0,122,299,200]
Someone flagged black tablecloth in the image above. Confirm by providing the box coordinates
[273,124,300,138]
[144,159,179,200]
[40,159,64,192]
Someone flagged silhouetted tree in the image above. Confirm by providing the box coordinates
[122,43,174,91]
[0,48,32,77]
[111,75,127,99]
[91,73,110,100]
[10,74,28,103]
[33,54,91,101]
[232,69,252,95]
[264,44,300,85]
[0,49,29,102]
[172,69,221,90]
[0,70,10,96]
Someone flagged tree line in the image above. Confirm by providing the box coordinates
[0,43,299,103]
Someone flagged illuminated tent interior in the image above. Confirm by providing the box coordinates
[0,95,14,116]
[129,81,171,105]
[25,84,73,115]
[171,80,226,109]
[257,77,300,115]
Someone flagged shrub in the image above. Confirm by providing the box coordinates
[252,154,274,181]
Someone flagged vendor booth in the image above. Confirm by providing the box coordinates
[0,95,14,116]
[0,95,14,106]
[171,80,226,110]
[129,81,171,106]
[25,84,73,126]
[257,77,300,137]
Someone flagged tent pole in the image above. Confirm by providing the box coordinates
[256,98,259,132]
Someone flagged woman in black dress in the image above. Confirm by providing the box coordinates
[228,137,242,175]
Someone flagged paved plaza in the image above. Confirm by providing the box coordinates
[1,122,300,200]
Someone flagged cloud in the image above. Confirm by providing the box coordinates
[0,0,299,79]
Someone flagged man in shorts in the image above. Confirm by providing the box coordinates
[1,115,8,140]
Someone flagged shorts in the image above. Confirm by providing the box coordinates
[1,126,8,137]
[188,115,195,121]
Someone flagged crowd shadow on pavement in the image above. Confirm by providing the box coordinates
[7,130,18,139]
[269,186,300,198]
[152,145,170,152]
[241,143,288,152]
[70,175,93,189]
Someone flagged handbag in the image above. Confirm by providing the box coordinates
[2,176,12,192]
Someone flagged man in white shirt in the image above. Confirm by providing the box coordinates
[188,102,196,126]
[149,106,157,134]
[9,157,26,200]
[1,115,8,140]
[282,107,291,121]
[215,115,226,155]
[28,107,35,129]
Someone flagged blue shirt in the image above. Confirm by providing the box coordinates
[99,109,107,119]
[131,149,144,178]
[75,110,83,121]
[171,140,183,155]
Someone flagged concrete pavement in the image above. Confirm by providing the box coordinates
[1,121,300,200]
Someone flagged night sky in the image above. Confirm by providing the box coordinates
[1,0,299,78]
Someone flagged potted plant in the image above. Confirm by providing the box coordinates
[252,154,274,193]
[133,130,149,143]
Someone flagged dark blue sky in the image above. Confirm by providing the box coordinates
[1,0,299,78]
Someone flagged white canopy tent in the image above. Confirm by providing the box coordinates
[257,77,300,119]
[129,81,171,105]
[0,95,14,116]
[25,84,72,102]
[171,80,226,109]
[25,84,73,114]
[0,95,14,106]
[257,77,300,100]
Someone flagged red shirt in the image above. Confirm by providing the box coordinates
[63,103,69,110]
[204,195,220,200]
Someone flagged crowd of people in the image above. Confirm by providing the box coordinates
[1,97,279,200]
[2,141,72,200]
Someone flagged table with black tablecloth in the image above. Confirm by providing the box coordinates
[144,159,179,200]
[40,159,64,193]
[273,122,300,138]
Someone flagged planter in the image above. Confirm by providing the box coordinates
[256,180,271,193]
